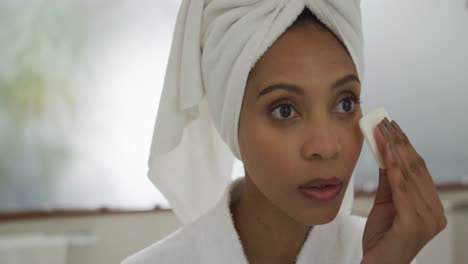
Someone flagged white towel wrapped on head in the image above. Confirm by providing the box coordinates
[149,0,364,224]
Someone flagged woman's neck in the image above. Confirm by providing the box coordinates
[230,176,311,263]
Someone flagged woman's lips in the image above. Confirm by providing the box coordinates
[298,177,343,202]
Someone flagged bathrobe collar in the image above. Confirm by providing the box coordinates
[198,178,353,264]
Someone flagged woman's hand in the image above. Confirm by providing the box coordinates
[361,118,447,264]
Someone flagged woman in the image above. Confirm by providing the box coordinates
[123,1,446,263]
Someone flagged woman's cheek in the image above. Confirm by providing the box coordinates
[248,120,296,168]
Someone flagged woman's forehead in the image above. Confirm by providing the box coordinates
[246,23,358,96]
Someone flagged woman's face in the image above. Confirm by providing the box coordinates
[238,22,363,226]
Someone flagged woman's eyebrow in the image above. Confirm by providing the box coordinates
[331,74,360,90]
[257,74,360,99]
[257,83,304,99]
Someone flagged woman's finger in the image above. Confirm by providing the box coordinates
[372,126,394,206]
[388,142,440,241]
[378,124,439,245]
[377,123,417,225]
[373,121,389,164]
[380,118,446,233]
[389,120,434,187]
[385,119,426,179]
[385,120,446,221]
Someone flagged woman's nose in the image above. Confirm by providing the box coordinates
[300,122,342,161]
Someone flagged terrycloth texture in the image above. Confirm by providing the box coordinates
[121,178,368,264]
[149,0,365,224]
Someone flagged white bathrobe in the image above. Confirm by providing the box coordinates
[122,178,367,264]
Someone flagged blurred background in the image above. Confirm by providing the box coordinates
[0,0,467,263]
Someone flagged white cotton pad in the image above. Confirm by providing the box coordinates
[359,108,391,169]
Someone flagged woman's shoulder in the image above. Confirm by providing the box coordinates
[295,214,367,264]
[121,217,207,264]
[120,186,234,264]
[121,180,242,264]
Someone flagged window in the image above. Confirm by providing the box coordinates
[0,0,466,213]
[0,0,180,211]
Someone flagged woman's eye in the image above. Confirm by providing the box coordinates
[336,96,359,113]
[271,104,298,120]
